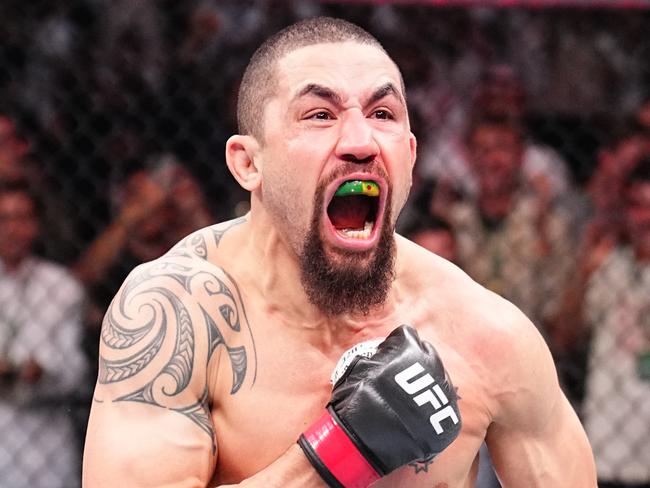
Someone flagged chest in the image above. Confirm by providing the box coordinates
[209,309,493,487]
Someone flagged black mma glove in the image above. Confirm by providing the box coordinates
[298,324,461,488]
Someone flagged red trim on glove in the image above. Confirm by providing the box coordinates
[302,410,381,488]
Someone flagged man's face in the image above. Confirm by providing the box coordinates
[470,124,523,197]
[257,41,416,314]
[0,191,39,267]
[625,180,650,259]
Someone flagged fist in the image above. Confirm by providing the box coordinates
[299,325,461,488]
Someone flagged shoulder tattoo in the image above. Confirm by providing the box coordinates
[97,255,257,445]
[168,216,246,260]
[211,216,246,247]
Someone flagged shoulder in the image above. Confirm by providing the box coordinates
[166,216,248,264]
[397,234,552,407]
[101,236,256,395]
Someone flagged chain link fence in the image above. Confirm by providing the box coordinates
[0,1,649,486]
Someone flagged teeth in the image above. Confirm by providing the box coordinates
[339,221,374,240]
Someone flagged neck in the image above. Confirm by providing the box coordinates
[238,201,402,337]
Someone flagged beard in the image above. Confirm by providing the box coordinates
[299,179,396,317]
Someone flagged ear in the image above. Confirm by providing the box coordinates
[226,135,262,191]
[409,132,417,170]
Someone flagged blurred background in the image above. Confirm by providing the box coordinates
[0,1,649,487]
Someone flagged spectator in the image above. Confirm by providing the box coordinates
[417,63,573,203]
[554,157,650,487]
[73,154,213,379]
[582,126,650,253]
[402,213,458,264]
[0,113,80,263]
[0,114,30,183]
[445,114,576,332]
[0,181,86,488]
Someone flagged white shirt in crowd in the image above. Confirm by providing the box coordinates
[0,257,87,488]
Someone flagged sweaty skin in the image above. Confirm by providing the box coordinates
[83,40,596,488]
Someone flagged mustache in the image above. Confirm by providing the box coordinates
[318,162,389,190]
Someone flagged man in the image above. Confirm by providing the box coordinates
[416,64,572,205]
[555,158,650,488]
[446,114,577,332]
[83,17,595,487]
[0,181,87,488]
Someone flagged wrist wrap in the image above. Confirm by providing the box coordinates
[298,409,381,488]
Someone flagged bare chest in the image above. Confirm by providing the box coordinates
[209,310,493,487]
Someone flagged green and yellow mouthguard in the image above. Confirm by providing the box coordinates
[334,180,380,197]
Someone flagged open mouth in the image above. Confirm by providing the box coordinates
[326,179,382,243]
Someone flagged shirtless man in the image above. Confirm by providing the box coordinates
[83,17,596,488]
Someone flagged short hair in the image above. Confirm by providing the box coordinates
[237,17,396,141]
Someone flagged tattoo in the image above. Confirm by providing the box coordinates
[212,217,246,247]
[186,233,208,259]
[409,458,434,474]
[166,216,246,261]
[168,234,208,260]
[97,255,257,441]
[175,386,216,454]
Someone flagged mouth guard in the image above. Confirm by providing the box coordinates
[334,180,380,197]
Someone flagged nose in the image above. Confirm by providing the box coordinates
[335,109,379,164]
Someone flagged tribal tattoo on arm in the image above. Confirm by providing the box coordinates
[97,252,257,448]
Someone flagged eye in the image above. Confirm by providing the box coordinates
[371,109,394,120]
[307,110,334,121]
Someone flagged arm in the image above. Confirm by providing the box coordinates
[82,259,216,487]
[218,445,326,488]
[547,220,616,352]
[486,305,596,487]
[82,255,323,488]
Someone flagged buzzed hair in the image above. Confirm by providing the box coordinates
[237,17,397,141]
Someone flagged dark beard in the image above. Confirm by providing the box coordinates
[299,187,396,317]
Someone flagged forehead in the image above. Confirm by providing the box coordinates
[274,41,404,102]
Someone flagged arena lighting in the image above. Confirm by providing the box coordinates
[321,0,650,9]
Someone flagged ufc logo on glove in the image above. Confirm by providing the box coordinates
[395,362,460,435]
[298,325,462,488]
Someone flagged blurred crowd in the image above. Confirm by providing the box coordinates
[0,1,649,487]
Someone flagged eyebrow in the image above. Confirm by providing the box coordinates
[294,83,343,106]
[366,82,404,108]
[293,81,405,110]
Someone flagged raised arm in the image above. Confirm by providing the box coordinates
[485,304,596,488]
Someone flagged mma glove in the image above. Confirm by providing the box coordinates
[298,324,461,488]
